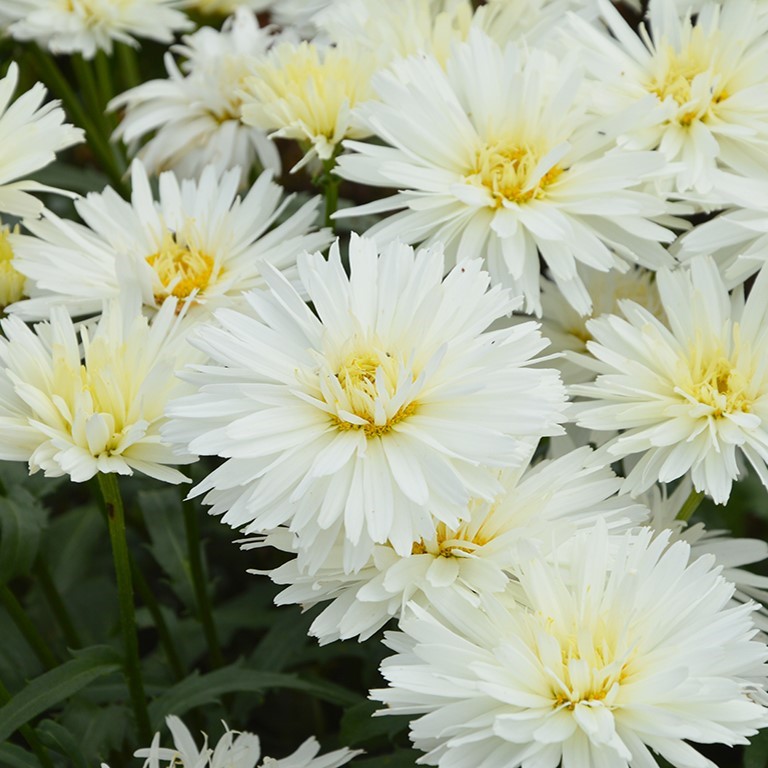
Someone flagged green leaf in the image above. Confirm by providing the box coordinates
[0,488,48,584]
[37,719,88,768]
[148,664,359,726]
[0,645,122,742]
[139,489,196,610]
[744,728,768,768]
[0,743,39,768]
[340,700,409,747]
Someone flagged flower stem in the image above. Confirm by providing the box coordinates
[314,156,341,231]
[97,472,151,743]
[182,500,224,669]
[131,558,185,681]
[0,676,55,768]
[0,584,58,669]
[26,46,128,195]
[35,559,82,649]
[676,487,705,522]
[116,43,142,91]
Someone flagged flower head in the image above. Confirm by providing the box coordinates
[0,296,197,483]
[571,256,768,503]
[252,446,646,644]
[4,0,192,58]
[110,10,281,180]
[165,235,567,570]
[134,715,359,768]
[335,29,678,316]
[568,0,768,195]
[240,39,377,169]
[0,63,82,219]
[10,160,331,321]
[375,526,768,768]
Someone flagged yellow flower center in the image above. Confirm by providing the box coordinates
[688,355,751,418]
[330,350,416,438]
[647,30,727,127]
[0,223,25,309]
[412,498,496,557]
[146,231,215,302]
[468,141,562,208]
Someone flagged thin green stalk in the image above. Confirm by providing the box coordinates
[94,51,114,112]
[35,559,82,650]
[0,677,55,768]
[182,500,224,669]
[0,584,58,669]
[676,487,705,522]
[116,43,142,91]
[131,561,185,682]
[26,46,128,194]
[319,158,341,230]
[97,473,151,743]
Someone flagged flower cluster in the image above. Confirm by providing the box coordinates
[5,1,768,767]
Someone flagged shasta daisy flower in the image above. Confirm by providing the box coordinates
[644,478,768,631]
[164,235,567,570]
[539,265,666,384]
[4,0,192,58]
[314,0,472,66]
[135,715,360,768]
[249,446,646,644]
[374,526,768,768]
[10,160,331,321]
[240,39,377,170]
[0,297,196,483]
[567,0,768,196]
[335,29,678,316]
[675,176,768,286]
[0,63,83,219]
[110,10,281,180]
[570,256,768,504]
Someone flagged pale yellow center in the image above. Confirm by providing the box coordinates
[331,351,416,438]
[412,498,496,557]
[468,141,562,208]
[647,30,727,126]
[687,354,751,418]
[146,231,215,302]
[549,628,630,710]
[0,224,25,309]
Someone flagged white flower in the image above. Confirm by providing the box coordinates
[110,10,281,181]
[472,0,599,49]
[643,478,768,632]
[570,256,768,504]
[0,63,82,219]
[315,0,472,66]
[567,0,768,196]
[374,526,768,768]
[4,0,192,58]
[10,160,331,321]
[539,265,666,384]
[134,715,360,768]
[674,175,768,286]
[240,39,377,170]
[250,446,647,644]
[165,235,567,571]
[335,29,678,316]
[0,296,197,483]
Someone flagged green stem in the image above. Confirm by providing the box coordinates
[0,585,58,669]
[182,501,224,669]
[0,677,55,768]
[116,43,142,91]
[131,561,185,682]
[94,51,116,128]
[676,487,705,523]
[97,473,151,743]
[26,46,128,195]
[35,559,82,650]
[320,158,340,230]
